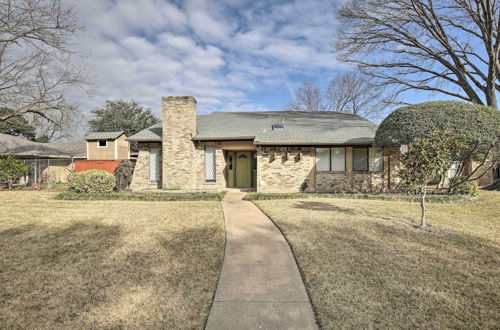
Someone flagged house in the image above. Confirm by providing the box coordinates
[0,133,86,184]
[127,96,400,193]
[72,131,130,174]
[84,131,129,160]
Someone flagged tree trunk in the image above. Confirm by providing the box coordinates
[420,186,427,228]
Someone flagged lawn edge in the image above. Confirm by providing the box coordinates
[54,191,224,202]
[251,200,322,329]
[203,200,228,329]
[245,192,477,204]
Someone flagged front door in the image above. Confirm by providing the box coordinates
[235,152,252,188]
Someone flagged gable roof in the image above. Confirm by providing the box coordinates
[127,111,378,145]
[0,133,86,158]
[84,131,125,140]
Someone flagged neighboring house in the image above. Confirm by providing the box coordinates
[0,133,86,184]
[84,131,129,160]
[73,131,130,174]
[128,96,400,193]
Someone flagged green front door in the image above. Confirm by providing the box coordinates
[235,152,252,188]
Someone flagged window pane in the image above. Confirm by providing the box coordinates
[353,148,368,171]
[369,148,383,172]
[316,148,330,171]
[205,147,216,182]
[331,147,345,171]
[149,147,160,182]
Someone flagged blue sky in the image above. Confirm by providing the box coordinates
[68,0,437,121]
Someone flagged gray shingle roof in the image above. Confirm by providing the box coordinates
[84,131,125,140]
[127,111,378,145]
[0,133,86,158]
[127,123,162,141]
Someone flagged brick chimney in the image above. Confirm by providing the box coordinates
[162,96,197,190]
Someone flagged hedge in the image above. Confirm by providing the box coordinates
[55,191,225,201]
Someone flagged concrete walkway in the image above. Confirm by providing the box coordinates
[205,192,317,330]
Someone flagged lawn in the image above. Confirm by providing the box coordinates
[0,191,225,329]
[255,190,500,329]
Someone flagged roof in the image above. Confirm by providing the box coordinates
[0,133,87,158]
[84,131,125,140]
[127,123,162,142]
[127,111,378,145]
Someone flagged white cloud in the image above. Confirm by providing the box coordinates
[67,0,345,132]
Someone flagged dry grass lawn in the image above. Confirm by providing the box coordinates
[0,191,225,329]
[255,190,500,329]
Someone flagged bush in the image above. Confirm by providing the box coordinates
[68,170,116,194]
[114,160,135,191]
[448,176,479,195]
[0,156,28,189]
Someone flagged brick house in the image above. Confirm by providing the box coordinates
[128,96,401,193]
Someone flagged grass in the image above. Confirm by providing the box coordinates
[0,191,225,329]
[55,191,225,201]
[254,190,500,329]
[245,192,476,203]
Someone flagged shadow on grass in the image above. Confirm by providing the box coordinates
[0,221,223,329]
[278,218,500,329]
[292,201,356,214]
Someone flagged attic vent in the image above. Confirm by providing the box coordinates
[272,123,284,130]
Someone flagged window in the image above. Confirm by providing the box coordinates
[369,148,383,172]
[316,148,330,171]
[316,147,346,171]
[353,147,383,172]
[448,161,460,179]
[205,147,216,182]
[149,148,161,182]
[98,140,107,147]
[331,148,346,171]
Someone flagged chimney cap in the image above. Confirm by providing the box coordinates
[162,96,197,103]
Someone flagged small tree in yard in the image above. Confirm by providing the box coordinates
[400,131,469,228]
[0,156,28,190]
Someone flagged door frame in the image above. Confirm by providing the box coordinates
[226,151,256,188]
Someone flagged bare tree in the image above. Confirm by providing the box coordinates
[287,81,324,111]
[325,72,394,119]
[0,0,88,138]
[335,0,500,109]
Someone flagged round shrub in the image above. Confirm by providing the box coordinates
[114,160,135,191]
[375,101,500,147]
[68,170,116,193]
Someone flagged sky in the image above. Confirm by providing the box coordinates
[68,0,350,121]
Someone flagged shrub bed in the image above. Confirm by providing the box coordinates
[55,191,225,201]
[244,192,477,203]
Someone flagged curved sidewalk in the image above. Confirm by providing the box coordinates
[206,192,317,330]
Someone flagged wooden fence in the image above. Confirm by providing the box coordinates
[74,160,122,174]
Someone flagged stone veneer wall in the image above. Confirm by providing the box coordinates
[193,142,227,191]
[162,96,196,191]
[130,142,162,191]
[256,147,315,193]
[314,147,395,193]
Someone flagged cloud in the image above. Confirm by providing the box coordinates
[68,0,345,130]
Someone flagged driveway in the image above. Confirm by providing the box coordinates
[205,192,317,330]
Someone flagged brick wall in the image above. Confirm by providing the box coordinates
[162,96,196,191]
[130,143,161,191]
[314,147,393,193]
[256,147,315,193]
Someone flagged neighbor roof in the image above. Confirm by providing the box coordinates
[84,131,125,140]
[0,133,86,158]
[127,111,378,145]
